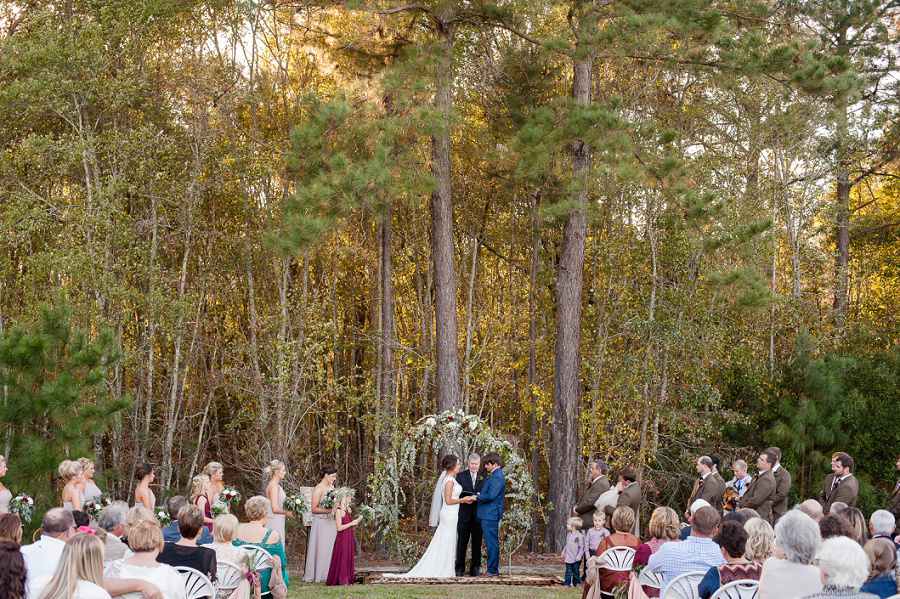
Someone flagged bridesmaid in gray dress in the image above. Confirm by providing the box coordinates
[0,456,11,513]
[303,465,338,582]
[59,460,85,511]
[265,460,293,545]
[77,457,103,501]
[133,462,156,510]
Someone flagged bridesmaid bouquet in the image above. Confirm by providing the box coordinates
[155,506,171,525]
[9,493,35,523]
[211,500,228,517]
[83,494,112,520]
[220,486,241,506]
[283,493,307,515]
[318,490,336,510]
[357,504,374,525]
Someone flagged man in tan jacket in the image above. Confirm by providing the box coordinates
[739,449,777,523]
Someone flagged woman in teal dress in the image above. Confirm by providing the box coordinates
[234,495,289,593]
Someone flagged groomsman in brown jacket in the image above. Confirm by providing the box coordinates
[707,455,728,509]
[821,453,859,513]
[686,456,725,518]
[605,467,642,533]
[767,446,792,524]
[572,459,610,529]
[819,452,849,509]
[887,455,900,521]
[739,449,778,523]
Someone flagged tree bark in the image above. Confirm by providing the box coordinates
[378,203,396,455]
[431,20,461,413]
[547,47,593,551]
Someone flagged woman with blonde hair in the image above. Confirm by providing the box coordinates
[202,462,225,503]
[104,519,185,599]
[633,506,681,597]
[589,506,641,594]
[59,461,85,512]
[264,460,293,548]
[133,463,155,510]
[234,496,288,595]
[76,458,102,502]
[121,505,157,545]
[209,515,248,599]
[31,532,111,599]
[189,474,214,532]
[0,455,10,514]
[743,517,775,562]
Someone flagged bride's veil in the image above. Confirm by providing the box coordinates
[429,471,447,527]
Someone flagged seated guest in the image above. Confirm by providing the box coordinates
[162,496,212,545]
[869,510,899,549]
[0,540,26,599]
[648,506,724,590]
[98,504,131,562]
[679,499,712,540]
[821,512,857,541]
[800,499,825,523]
[758,511,822,598]
[20,508,75,590]
[832,501,850,515]
[698,521,762,598]
[634,506,681,598]
[0,513,23,543]
[233,496,289,594]
[72,510,90,529]
[121,505,157,548]
[803,536,880,599]
[156,505,216,587]
[30,532,112,599]
[860,538,899,598]
[589,506,640,594]
[743,517,775,563]
[844,507,870,545]
[104,519,186,599]
[209,515,247,599]
[735,507,760,521]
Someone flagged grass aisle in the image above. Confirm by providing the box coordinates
[288,583,575,598]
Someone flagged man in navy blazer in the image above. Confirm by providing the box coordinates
[476,451,506,576]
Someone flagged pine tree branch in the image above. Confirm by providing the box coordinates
[375,3,431,15]
[492,20,543,45]
[850,151,898,185]
[851,222,899,237]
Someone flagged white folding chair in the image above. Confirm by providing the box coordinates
[240,544,274,572]
[660,571,706,599]
[174,566,215,599]
[598,546,636,570]
[637,567,665,589]
[709,580,760,599]
[217,561,244,596]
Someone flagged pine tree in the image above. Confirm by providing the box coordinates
[0,301,131,508]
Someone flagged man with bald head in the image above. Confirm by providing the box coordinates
[20,507,75,590]
[798,499,824,522]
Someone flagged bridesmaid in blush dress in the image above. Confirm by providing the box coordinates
[133,462,156,510]
[59,460,85,511]
[326,489,362,586]
[77,457,103,501]
[303,465,338,582]
[265,460,293,546]
[0,456,11,513]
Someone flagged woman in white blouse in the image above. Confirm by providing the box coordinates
[104,519,186,599]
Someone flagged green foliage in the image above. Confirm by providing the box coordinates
[0,300,131,510]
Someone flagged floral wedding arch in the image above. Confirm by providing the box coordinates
[368,409,539,566]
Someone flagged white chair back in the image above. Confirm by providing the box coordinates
[637,567,665,588]
[174,566,215,599]
[217,560,245,593]
[241,544,274,572]
[660,571,706,599]
[598,546,636,571]
[709,580,760,599]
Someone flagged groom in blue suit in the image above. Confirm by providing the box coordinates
[475,451,506,576]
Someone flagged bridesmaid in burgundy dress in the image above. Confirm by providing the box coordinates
[190,474,214,532]
[326,488,363,586]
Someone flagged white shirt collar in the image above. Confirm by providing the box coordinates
[773,464,781,472]
[592,475,605,484]
[701,472,710,480]
[40,536,67,548]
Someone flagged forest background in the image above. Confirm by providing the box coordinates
[0,0,898,553]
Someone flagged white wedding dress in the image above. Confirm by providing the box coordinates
[385,477,460,578]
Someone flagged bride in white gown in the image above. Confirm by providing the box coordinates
[385,455,476,578]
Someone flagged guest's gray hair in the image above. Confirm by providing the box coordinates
[467,454,481,462]
[818,536,870,588]
[798,499,823,520]
[774,510,821,564]
[98,504,127,532]
[870,509,896,535]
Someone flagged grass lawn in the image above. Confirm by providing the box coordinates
[287,583,576,599]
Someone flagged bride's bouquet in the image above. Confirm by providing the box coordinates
[9,493,35,523]
[83,494,113,520]
[155,506,171,525]
[219,486,241,507]
[283,493,307,516]
[211,500,228,517]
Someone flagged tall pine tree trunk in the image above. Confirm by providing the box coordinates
[431,22,461,412]
[547,45,593,551]
[378,203,396,455]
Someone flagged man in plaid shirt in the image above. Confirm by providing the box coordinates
[648,506,725,589]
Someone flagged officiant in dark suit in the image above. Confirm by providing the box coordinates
[456,453,485,576]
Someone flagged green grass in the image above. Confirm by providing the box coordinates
[287,583,574,599]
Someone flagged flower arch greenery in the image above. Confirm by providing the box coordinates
[368,409,540,567]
